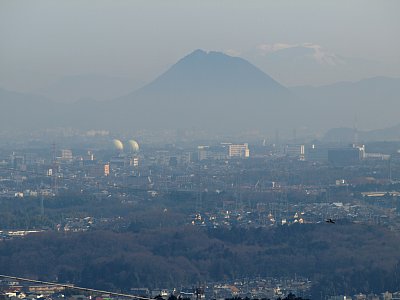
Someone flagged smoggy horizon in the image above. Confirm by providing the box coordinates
[1,0,399,93]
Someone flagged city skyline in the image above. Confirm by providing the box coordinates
[1,2,400,298]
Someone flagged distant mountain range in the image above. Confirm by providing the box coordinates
[36,74,137,103]
[290,76,400,133]
[1,49,399,139]
[244,43,395,87]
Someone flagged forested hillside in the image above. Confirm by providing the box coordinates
[0,223,399,298]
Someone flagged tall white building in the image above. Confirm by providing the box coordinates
[228,143,250,158]
[285,144,305,160]
[61,149,73,160]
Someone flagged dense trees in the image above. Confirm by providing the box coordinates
[0,223,399,298]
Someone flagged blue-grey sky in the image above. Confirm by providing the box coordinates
[1,0,399,92]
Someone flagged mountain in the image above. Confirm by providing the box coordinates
[1,50,399,137]
[36,74,137,103]
[79,53,400,135]
[106,49,292,133]
[290,76,400,132]
[139,49,286,94]
[244,43,393,87]
[0,50,294,133]
[0,88,59,130]
[0,50,295,134]
[0,87,101,132]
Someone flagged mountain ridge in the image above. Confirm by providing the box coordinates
[36,74,137,103]
[105,49,293,133]
[0,49,399,137]
[118,49,288,100]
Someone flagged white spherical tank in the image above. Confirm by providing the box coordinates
[112,139,124,151]
[128,139,139,152]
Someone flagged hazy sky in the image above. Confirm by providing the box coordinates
[1,0,399,91]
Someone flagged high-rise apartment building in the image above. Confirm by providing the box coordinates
[228,143,250,158]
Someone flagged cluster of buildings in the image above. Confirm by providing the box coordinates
[0,277,311,300]
[2,278,400,300]
[1,137,400,298]
[0,138,399,230]
[328,292,400,300]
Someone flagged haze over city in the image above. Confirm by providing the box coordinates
[1,1,399,89]
[1,2,400,300]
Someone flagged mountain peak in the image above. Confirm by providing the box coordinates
[110,49,290,131]
[187,49,208,56]
[178,49,234,65]
[184,49,228,58]
[144,49,286,94]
